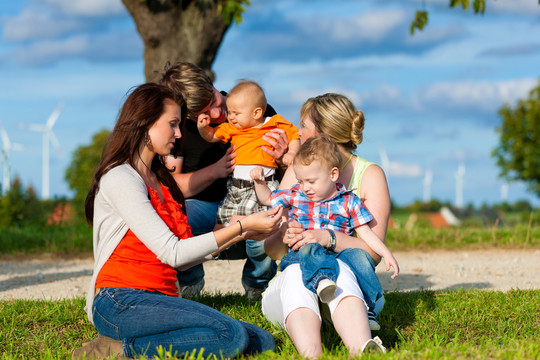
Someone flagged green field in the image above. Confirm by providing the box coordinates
[1,289,539,359]
[1,223,539,359]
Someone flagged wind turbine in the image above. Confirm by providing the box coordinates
[455,161,465,208]
[423,169,432,203]
[378,144,423,178]
[500,183,509,203]
[25,102,63,200]
[0,123,27,195]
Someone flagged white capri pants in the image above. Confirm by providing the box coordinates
[262,259,384,329]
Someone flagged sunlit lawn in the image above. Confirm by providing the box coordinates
[1,289,539,359]
[1,224,539,359]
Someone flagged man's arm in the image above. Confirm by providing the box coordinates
[172,147,235,198]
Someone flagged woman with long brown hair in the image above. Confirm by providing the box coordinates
[74,83,283,359]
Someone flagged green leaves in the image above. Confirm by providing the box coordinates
[493,80,540,196]
[411,0,486,34]
[217,0,251,25]
[449,0,486,13]
[64,129,110,217]
[410,10,428,35]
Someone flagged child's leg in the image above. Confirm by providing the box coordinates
[299,243,339,293]
[336,248,383,330]
[336,248,383,310]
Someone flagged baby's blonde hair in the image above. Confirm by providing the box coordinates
[228,80,267,113]
[294,136,343,171]
[300,93,365,152]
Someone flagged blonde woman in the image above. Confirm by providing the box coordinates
[262,93,391,358]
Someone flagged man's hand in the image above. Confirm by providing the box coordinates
[210,146,236,178]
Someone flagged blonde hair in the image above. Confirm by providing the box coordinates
[228,80,267,113]
[294,136,343,170]
[160,62,214,120]
[300,93,365,152]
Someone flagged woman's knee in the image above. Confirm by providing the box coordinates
[240,321,276,354]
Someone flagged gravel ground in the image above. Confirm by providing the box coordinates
[1,248,539,301]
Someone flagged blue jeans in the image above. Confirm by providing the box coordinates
[280,243,383,310]
[176,199,276,289]
[92,287,275,358]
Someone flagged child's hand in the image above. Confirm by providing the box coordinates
[250,167,265,183]
[384,254,400,279]
[281,152,295,167]
[197,116,211,129]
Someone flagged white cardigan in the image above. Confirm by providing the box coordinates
[85,164,218,324]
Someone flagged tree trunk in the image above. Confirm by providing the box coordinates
[122,0,231,82]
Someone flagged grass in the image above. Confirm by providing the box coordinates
[387,225,540,250]
[0,223,92,256]
[1,222,539,257]
[1,224,539,359]
[1,289,539,359]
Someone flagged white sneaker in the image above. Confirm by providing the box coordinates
[361,336,386,353]
[316,278,337,303]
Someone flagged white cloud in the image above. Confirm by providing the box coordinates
[357,85,404,109]
[14,36,88,65]
[2,8,88,41]
[419,78,538,112]
[338,9,407,42]
[42,0,125,17]
[12,31,141,66]
[489,0,540,15]
[414,0,540,16]
[1,0,127,42]
[297,8,407,43]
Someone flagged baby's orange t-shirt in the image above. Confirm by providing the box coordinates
[214,114,299,167]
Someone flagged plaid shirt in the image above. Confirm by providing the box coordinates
[270,183,373,235]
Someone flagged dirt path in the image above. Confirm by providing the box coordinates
[1,248,539,301]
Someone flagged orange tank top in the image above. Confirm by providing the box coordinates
[95,184,192,296]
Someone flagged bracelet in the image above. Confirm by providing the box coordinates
[327,229,336,251]
[237,220,243,236]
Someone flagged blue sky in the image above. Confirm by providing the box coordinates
[1,0,539,207]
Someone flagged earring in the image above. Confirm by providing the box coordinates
[144,132,154,151]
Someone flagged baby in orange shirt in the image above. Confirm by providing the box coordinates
[198,80,300,226]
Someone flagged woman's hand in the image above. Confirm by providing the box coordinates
[262,128,289,163]
[242,206,285,235]
[230,214,277,241]
[210,146,236,179]
[285,220,332,252]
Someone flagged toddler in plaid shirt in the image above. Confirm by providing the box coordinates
[251,136,399,307]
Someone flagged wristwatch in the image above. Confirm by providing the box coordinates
[327,229,336,251]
